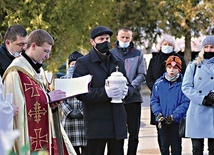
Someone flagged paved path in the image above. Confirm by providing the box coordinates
[104,85,208,155]
[124,85,209,155]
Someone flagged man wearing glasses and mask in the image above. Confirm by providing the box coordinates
[0,25,28,76]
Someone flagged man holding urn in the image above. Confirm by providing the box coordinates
[73,26,134,155]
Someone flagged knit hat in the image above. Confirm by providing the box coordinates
[90,26,113,39]
[165,55,182,71]
[68,51,83,65]
[202,35,214,47]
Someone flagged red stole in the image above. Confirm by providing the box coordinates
[19,71,69,154]
[19,71,50,152]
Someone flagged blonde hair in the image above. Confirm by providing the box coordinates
[195,35,214,64]
[195,47,204,64]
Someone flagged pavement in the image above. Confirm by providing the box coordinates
[123,85,209,155]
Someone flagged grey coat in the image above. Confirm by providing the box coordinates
[111,41,146,104]
[182,59,214,138]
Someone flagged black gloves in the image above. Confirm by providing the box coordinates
[202,92,214,106]
[165,115,174,124]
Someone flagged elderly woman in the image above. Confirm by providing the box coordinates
[146,34,186,148]
[182,35,214,155]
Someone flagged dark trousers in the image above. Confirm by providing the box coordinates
[158,123,182,155]
[192,138,214,155]
[86,139,124,155]
[150,107,162,150]
[124,102,141,155]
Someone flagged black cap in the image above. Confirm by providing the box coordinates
[68,51,83,65]
[90,26,113,39]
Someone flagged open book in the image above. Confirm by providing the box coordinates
[50,74,92,103]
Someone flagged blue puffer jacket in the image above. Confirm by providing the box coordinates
[150,73,190,123]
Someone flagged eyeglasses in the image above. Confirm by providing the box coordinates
[36,45,51,54]
[15,42,27,47]
[43,49,51,54]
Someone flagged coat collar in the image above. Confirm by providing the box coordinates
[89,48,121,74]
[1,43,16,60]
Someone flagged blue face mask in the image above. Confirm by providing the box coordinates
[161,45,173,54]
[13,52,20,57]
[119,41,130,48]
[67,66,75,78]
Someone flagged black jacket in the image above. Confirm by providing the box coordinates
[0,43,15,76]
[73,48,134,139]
[146,51,186,91]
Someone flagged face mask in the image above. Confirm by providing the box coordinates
[95,41,111,53]
[161,45,173,54]
[67,65,74,78]
[204,52,214,59]
[119,41,130,48]
[8,42,20,57]
[13,52,20,57]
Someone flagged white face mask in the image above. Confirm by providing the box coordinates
[13,52,20,57]
[161,45,173,54]
[119,41,130,48]
[8,43,20,57]
[67,65,75,78]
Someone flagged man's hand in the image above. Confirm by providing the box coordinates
[49,101,62,108]
[105,85,121,98]
[48,90,66,102]
[122,85,128,99]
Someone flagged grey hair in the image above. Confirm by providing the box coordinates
[156,34,177,51]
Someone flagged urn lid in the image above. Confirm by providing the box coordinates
[110,66,123,77]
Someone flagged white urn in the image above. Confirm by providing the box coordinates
[105,66,127,103]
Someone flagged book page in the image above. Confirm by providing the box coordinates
[51,74,92,103]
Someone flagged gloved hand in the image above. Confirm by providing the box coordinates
[165,115,174,124]
[122,85,128,99]
[202,92,214,106]
[157,113,164,129]
[69,109,83,119]
[105,85,121,98]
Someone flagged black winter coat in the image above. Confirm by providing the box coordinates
[146,52,186,91]
[73,48,134,140]
[0,43,15,76]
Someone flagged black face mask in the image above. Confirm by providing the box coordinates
[95,41,111,53]
[204,52,214,59]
